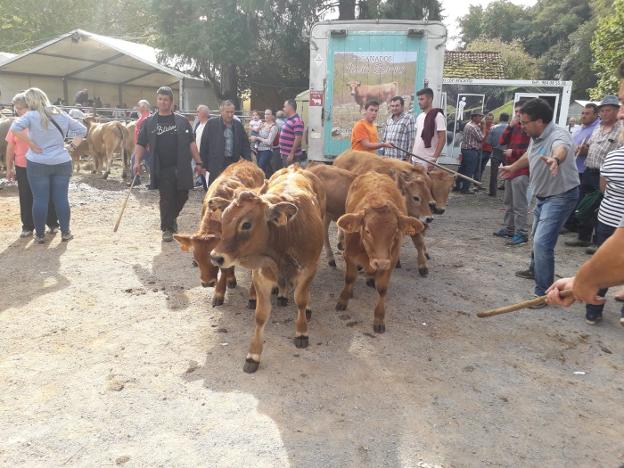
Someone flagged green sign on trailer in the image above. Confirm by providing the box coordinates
[308,21,447,162]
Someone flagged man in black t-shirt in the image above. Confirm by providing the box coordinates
[134,86,205,242]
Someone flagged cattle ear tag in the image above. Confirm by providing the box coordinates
[399,216,424,236]
[173,234,193,251]
[268,202,298,226]
[337,212,363,233]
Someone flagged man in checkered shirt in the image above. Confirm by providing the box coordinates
[382,96,416,159]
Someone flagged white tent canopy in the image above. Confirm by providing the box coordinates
[0,29,217,110]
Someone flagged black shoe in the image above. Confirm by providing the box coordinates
[515,269,534,280]
[585,310,603,325]
[162,230,174,242]
[529,295,548,309]
[585,246,597,255]
[565,239,591,247]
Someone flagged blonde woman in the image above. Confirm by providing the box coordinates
[10,88,87,243]
[5,92,59,237]
[251,109,278,177]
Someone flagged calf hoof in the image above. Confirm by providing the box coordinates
[418,267,429,277]
[328,259,336,268]
[337,241,344,251]
[201,280,216,288]
[373,323,386,334]
[335,302,347,311]
[396,259,402,269]
[102,172,109,180]
[305,309,312,321]
[271,286,279,295]
[294,335,309,348]
[227,279,237,289]
[277,296,288,307]
[425,253,431,260]
[357,265,363,272]
[248,299,257,309]
[243,358,260,373]
[212,296,224,307]
[366,277,375,288]
[192,259,198,267]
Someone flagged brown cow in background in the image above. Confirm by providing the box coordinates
[347,81,399,111]
[84,117,128,179]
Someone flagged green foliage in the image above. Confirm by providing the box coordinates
[465,38,537,80]
[590,0,624,99]
[560,20,597,99]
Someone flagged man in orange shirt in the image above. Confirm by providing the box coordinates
[351,100,392,153]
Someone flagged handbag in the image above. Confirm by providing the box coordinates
[574,190,603,224]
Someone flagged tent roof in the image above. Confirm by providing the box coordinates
[0,29,195,88]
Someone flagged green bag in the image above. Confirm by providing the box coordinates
[575,190,603,224]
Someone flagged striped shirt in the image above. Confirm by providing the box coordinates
[598,146,624,228]
[279,113,304,157]
[585,121,622,169]
[383,112,416,159]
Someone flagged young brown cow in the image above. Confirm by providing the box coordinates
[174,160,265,307]
[336,172,424,333]
[209,166,325,373]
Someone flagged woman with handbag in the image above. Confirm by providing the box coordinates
[10,88,87,244]
[5,92,59,238]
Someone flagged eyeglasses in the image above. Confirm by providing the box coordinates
[520,119,534,125]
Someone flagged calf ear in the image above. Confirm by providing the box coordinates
[259,179,269,194]
[337,212,364,233]
[399,216,425,236]
[208,197,230,212]
[173,234,193,251]
[267,202,298,226]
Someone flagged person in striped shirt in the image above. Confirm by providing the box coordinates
[278,99,304,166]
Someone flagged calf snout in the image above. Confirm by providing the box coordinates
[210,254,225,267]
[425,216,434,224]
[432,206,446,215]
[370,258,391,271]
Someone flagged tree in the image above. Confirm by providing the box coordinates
[560,20,597,99]
[465,38,538,80]
[590,0,624,99]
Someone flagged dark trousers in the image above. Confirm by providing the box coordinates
[257,149,273,178]
[158,166,189,232]
[586,221,624,317]
[456,149,480,192]
[477,150,491,182]
[577,168,600,242]
[489,152,503,196]
[271,148,284,173]
[15,166,58,232]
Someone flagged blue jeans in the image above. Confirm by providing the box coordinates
[477,150,491,182]
[257,149,273,178]
[586,221,624,317]
[457,149,479,191]
[27,161,72,237]
[130,150,153,183]
[529,187,579,295]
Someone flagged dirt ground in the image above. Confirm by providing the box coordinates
[1,168,623,468]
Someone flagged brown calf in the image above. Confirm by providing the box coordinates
[209,165,325,373]
[174,160,265,307]
[85,119,128,179]
[347,81,399,111]
[336,172,424,333]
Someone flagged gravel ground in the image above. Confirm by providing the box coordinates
[1,169,623,468]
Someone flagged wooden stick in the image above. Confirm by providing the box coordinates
[477,290,574,318]
[389,143,483,186]
[113,175,137,232]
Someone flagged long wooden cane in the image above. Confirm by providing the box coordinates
[477,290,574,318]
[113,175,137,232]
[389,143,483,187]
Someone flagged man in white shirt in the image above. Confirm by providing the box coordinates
[194,104,210,189]
[412,87,446,170]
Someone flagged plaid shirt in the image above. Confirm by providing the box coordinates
[585,121,623,169]
[383,112,416,159]
[461,121,484,150]
[500,121,530,178]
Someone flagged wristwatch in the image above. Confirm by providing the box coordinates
[554,157,562,166]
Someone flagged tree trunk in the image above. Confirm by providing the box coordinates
[220,63,240,109]
[338,0,356,20]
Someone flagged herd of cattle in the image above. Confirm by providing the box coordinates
[174,152,455,373]
[0,115,133,178]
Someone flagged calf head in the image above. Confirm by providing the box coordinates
[394,170,434,222]
[338,203,424,271]
[428,170,455,214]
[347,81,361,96]
[210,191,298,269]
[174,231,219,287]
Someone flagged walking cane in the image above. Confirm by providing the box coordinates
[389,144,483,187]
[113,174,137,232]
[477,290,573,318]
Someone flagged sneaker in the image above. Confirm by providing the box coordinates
[585,310,603,325]
[529,295,548,309]
[515,269,534,280]
[61,232,74,242]
[162,230,174,242]
[34,234,45,244]
[506,233,528,246]
[493,228,514,238]
[565,239,591,247]
[20,229,33,238]
[585,246,597,255]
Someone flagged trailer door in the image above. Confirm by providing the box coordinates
[324,32,427,159]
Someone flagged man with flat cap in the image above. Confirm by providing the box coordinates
[565,95,622,249]
[456,110,484,193]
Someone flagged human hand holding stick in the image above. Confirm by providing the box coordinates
[477,290,573,318]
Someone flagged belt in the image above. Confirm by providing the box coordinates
[536,185,579,201]
[585,167,600,172]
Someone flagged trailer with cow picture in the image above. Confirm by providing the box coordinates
[307,20,447,162]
